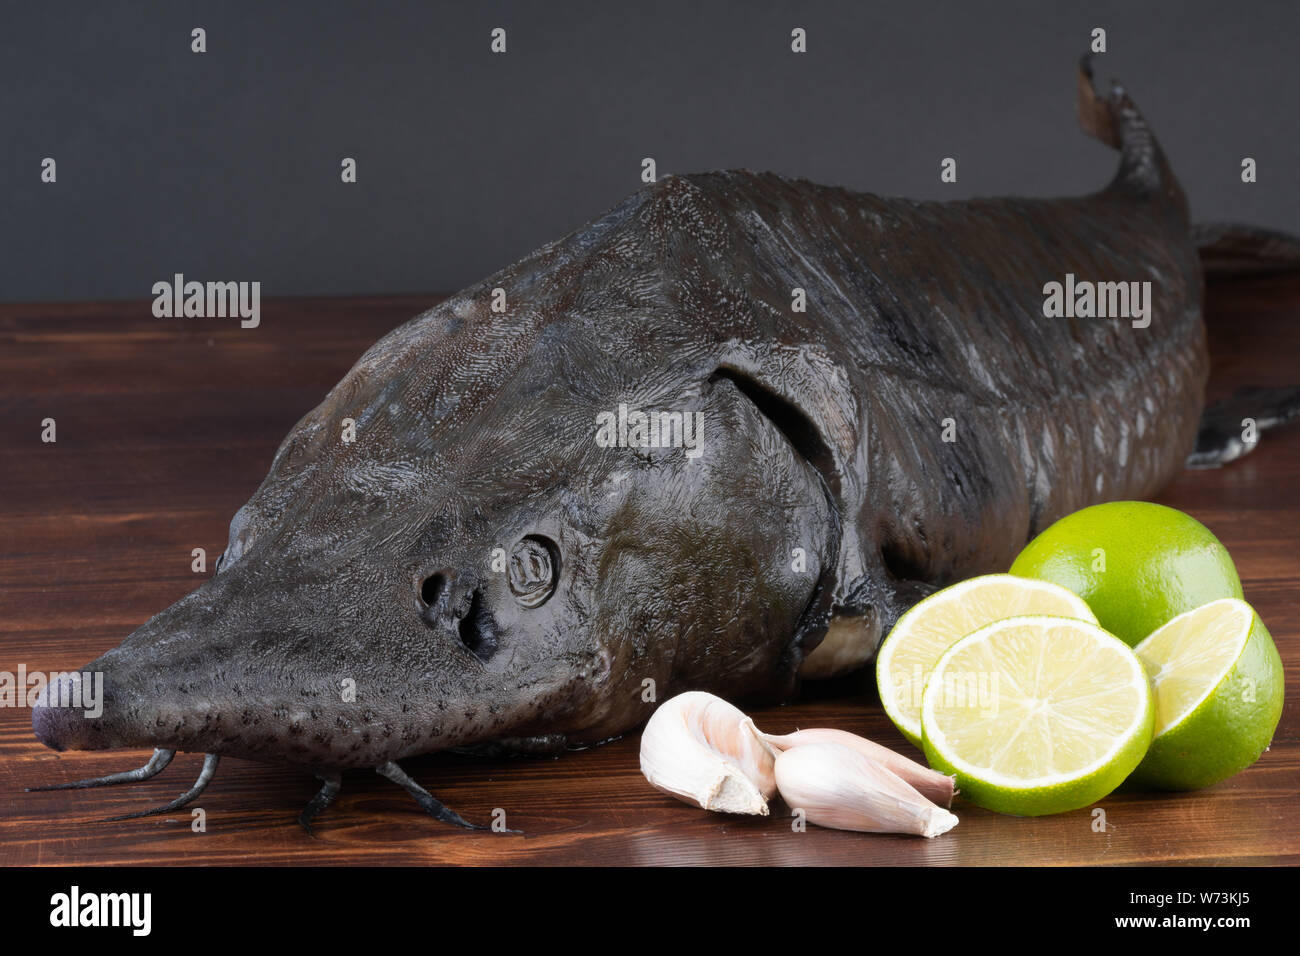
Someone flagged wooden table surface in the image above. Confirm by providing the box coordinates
[2,277,1297,867]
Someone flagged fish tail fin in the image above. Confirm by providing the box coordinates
[1078,55,1300,278]
[1076,54,1188,219]
[1192,222,1300,278]
[1073,57,1300,468]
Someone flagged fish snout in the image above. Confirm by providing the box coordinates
[31,671,113,752]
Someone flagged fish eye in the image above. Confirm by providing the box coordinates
[508,535,559,608]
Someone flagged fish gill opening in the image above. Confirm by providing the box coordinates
[707,366,842,661]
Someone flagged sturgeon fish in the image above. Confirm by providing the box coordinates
[29,60,1300,828]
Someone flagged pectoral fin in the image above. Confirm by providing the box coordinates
[1187,385,1300,468]
[799,575,937,679]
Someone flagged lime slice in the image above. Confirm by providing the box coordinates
[921,615,1154,816]
[1130,597,1284,790]
[876,574,1098,746]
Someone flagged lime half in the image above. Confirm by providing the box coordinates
[876,574,1098,746]
[921,615,1154,816]
[1130,598,1284,790]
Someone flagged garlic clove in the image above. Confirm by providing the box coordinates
[773,742,959,838]
[640,691,778,815]
[761,726,956,808]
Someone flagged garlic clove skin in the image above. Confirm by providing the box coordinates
[640,691,778,815]
[761,727,956,808]
[773,742,959,838]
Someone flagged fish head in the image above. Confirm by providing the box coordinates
[32,184,848,766]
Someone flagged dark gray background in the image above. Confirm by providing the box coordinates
[4,0,1297,303]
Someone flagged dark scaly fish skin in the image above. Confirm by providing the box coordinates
[30,64,1213,804]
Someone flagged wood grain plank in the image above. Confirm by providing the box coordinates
[1,278,1297,866]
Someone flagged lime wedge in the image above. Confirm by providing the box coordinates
[876,574,1098,746]
[1130,597,1284,790]
[921,615,1154,816]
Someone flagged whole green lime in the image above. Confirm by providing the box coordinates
[1009,501,1242,647]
